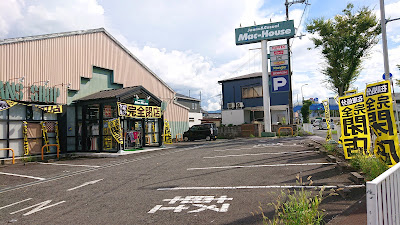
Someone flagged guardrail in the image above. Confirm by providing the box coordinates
[41,144,60,160]
[367,162,400,225]
[278,127,293,136]
[0,148,15,164]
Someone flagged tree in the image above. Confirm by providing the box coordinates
[306,3,381,96]
[301,100,313,123]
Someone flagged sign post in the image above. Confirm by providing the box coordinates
[235,20,295,132]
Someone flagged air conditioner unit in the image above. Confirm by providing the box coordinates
[227,102,235,109]
[236,102,244,109]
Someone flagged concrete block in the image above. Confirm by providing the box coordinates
[326,155,337,163]
[350,172,365,184]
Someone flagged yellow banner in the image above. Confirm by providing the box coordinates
[164,120,172,144]
[108,118,123,144]
[23,121,29,155]
[118,102,161,118]
[0,100,17,112]
[365,80,400,166]
[339,92,371,159]
[35,105,63,113]
[322,100,332,142]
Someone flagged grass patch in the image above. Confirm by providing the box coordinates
[256,175,338,225]
[322,143,338,155]
[349,154,389,180]
[331,130,337,134]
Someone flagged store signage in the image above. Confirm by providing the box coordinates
[271,75,289,92]
[271,65,289,71]
[271,55,288,62]
[118,102,161,118]
[271,70,289,76]
[271,60,289,66]
[270,44,288,51]
[235,20,295,45]
[271,50,288,56]
[0,81,60,103]
[134,98,149,106]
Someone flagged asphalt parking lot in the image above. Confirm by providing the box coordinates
[0,136,364,224]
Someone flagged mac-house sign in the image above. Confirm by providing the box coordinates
[235,20,295,45]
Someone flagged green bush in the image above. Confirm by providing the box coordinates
[350,154,389,180]
[322,143,338,154]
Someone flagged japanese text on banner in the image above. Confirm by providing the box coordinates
[118,102,161,118]
[365,80,400,166]
[338,93,371,159]
[108,118,123,144]
[322,100,332,142]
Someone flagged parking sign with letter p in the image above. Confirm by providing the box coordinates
[271,75,289,92]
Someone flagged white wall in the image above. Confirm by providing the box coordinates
[222,109,245,125]
[189,112,202,127]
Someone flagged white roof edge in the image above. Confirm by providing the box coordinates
[173,101,190,110]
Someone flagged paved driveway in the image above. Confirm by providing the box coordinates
[0,137,363,224]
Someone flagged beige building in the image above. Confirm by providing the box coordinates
[0,28,189,157]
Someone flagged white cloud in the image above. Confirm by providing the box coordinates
[0,0,105,38]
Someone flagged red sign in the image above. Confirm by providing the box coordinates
[271,70,289,76]
[271,50,288,56]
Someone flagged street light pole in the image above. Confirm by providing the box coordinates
[301,84,308,102]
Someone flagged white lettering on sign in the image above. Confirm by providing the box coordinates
[148,195,233,214]
[271,50,288,56]
[238,29,291,42]
[273,77,287,91]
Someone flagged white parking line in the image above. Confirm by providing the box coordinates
[214,148,252,152]
[38,162,100,168]
[0,172,46,181]
[187,162,335,170]
[204,150,316,159]
[0,198,32,210]
[157,184,365,191]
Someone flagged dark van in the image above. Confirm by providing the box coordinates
[183,123,218,141]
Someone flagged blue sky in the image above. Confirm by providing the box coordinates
[1,0,400,110]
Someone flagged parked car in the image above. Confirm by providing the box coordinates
[319,118,335,130]
[312,118,322,127]
[183,123,218,141]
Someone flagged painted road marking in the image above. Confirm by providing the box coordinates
[148,195,233,214]
[67,179,103,191]
[0,198,32,210]
[187,162,335,170]
[204,150,316,159]
[214,148,252,152]
[0,172,46,181]
[157,185,365,191]
[38,162,101,168]
[10,200,66,216]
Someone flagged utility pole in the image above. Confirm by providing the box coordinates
[285,0,306,125]
[380,0,390,78]
[262,40,272,132]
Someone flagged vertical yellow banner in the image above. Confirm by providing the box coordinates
[108,118,123,144]
[365,80,400,166]
[338,92,371,159]
[322,100,332,141]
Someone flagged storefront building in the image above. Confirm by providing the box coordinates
[0,28,189,158]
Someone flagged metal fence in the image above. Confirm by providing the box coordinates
[367,162,400,225]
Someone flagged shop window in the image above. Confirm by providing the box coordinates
[9,104,25,120]
[242,86,263,98]
[0,110,6,120]
[33,106,42,120]
[9,121,23,139]
[0,122,6,139]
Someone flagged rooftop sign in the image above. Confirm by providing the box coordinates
[235,20,295,45]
